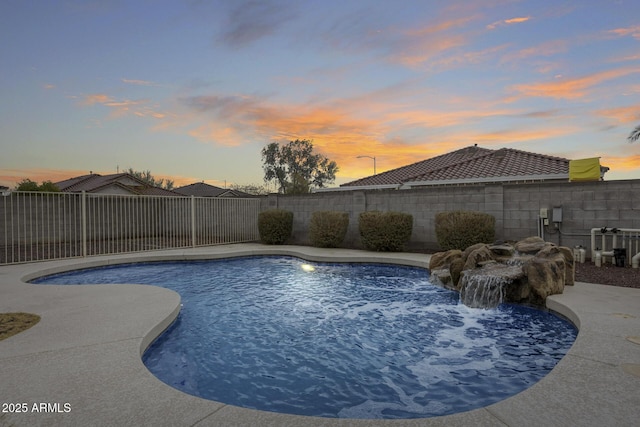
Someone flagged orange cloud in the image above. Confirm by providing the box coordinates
[427,43,509,70]
[487,16,531,30]
[467,127,577,145]
[387,16,477,67]
[188,124,243,147]
[81,94,113,106]
[501,39,568,62]
[600,154,640,171]
[320,138,459,180]
[176,89,584,181]
[511,67,640,100]
[80,93,167,120]
[505,17,530,25]
[594,105,640,124]
[386,107,519,129]
[606,25,640,40]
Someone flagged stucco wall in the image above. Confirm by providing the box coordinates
[261,179,640,252]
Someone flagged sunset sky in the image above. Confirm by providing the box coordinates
[1,0,639,190]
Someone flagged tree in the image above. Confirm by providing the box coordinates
[261,139,338,194]
[15,179,39,191]
[15,179,60,192]
[126,168,174,190]
[39,181,60,192]
[628,124,640,143]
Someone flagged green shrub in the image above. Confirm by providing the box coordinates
[435,210,495,250]
[359,211,413,252]
[258,209,293,245]
[309,211,349,248]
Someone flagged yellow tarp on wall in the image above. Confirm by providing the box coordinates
[569,157,601,182]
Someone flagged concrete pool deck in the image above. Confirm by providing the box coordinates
[1,243,639,426]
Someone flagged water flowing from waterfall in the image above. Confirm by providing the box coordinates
[459,264,522,309]
[459,274,508,308]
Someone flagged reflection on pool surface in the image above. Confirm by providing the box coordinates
[34,256,577,419]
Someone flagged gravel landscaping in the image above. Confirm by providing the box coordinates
[575,262,639,288]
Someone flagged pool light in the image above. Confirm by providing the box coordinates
[301,264,315,272]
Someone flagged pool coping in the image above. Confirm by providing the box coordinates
[1,243,639,426]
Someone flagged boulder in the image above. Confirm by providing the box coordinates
[514,236,546,254]
[463,245,495,271]
[449,257,465,290]
[462,243,488,261]
[429,236,570,307]
[523,256,565,305]
[430,268,453,288]
[429,249,462,270]
[536,244,560,257]
[558,246,575,286]
[536,244,575,287]
[489,244,515,257]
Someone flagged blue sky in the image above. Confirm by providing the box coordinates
[1,0,639,189]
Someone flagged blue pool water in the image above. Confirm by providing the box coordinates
[33,256,577,419]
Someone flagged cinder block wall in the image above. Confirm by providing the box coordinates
[260,179,640,253]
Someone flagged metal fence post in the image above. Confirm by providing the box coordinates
[81,191,87,257]
[191,195,196,248]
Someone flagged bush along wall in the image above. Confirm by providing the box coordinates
[309,211,349,248]
[359,211,413,252]
[258,209,294,244]
[435,210,495,251]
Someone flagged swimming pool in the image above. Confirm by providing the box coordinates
[33,256,577,419]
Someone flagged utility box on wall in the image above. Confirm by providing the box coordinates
[553,206,563,223]
[540,208,549,225]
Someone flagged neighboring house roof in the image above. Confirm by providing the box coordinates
[345,145,495,188]
[404,148,570,186]
[173,182,254,198]
[336,146,574,190]
[55,173,180,196]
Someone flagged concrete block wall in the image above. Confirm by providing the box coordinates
[503,179,640,251]
[260,179,640,254]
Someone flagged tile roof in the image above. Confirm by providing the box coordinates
[55,173,181,196]
[174,182,254,198]
[341,146,570,188]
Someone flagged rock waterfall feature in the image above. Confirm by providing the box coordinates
[429,237,574,309]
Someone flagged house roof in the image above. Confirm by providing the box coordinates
[174,182,254,198]
[339,146,571,189]
[55,173,180,196]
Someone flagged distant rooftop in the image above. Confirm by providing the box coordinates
[55,173,180,196]
[338,145,575,190]
[174,182,254,198]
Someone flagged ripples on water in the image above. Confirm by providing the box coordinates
[34,256,577,419]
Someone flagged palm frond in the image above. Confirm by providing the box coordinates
[628,125,640,143]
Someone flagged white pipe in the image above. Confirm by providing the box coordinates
[633,251,640,269]
[601,251,614,265]
[590,228,640,262]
